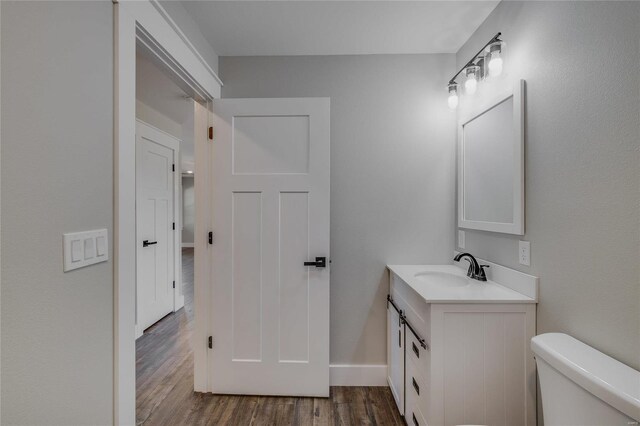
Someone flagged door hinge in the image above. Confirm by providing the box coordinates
[172,222,175,230]
[208,231,213,245]
[208,126,214,140]
[208,336,213,349]
[172,280,175,289]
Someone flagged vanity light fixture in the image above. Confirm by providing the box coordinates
[447,83,459,110]
[486,40,505,77]
[446,32,503,109]
[464,65,480,95]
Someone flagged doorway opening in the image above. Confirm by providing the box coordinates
[114,3,220,423]
[134,43,207,424]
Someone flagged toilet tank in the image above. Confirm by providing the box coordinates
[531,333,640,426]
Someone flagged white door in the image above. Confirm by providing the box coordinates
[210,98,330,396]
[136,120,179,332]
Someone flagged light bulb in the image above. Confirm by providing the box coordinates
[485,40,505,78]
[464,65,480,95]
[447,83,459,109]
[448,93,459,109]
[488,52,503,77]
[465,75,477,95]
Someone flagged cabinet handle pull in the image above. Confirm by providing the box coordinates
[412,413,419,426]
[412,342,420,358]
[412,377,420,395]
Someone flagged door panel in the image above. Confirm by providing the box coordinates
[233,115,310,174]
[278,192,310,363]
[231,191,263,362]
[136,121,178,333]
[210,98,330,396]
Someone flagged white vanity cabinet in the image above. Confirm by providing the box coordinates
[387,265,538,426]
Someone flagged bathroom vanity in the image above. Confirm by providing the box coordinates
[387,260,538,426]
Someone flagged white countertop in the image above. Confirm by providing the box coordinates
[387,264,537,304]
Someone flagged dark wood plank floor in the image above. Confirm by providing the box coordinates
[136,248,404,425]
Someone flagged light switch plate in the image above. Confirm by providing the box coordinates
[519,240,530,266]
[458,230,466,249]
[63,229,108,272]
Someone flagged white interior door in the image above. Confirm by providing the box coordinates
[210,98,330,396]
[136,120,179,333]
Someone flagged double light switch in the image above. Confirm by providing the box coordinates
[63,229,109,272]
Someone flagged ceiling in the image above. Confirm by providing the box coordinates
[181,1,500,56]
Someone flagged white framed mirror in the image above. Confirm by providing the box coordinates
[458,79,525,235]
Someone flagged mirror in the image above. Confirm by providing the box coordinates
[458,80,525,235]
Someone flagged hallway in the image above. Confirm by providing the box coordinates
[135,249,403,425]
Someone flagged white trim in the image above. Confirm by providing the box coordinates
[453,250,539,301]
[458,79,525,235]
[115,2,220,424]
[329,365,388,386]
[192,100,212,393]
[181,242,194,248]
[114,7,137,424]
[148,0,223,88]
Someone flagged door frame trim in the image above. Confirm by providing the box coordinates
[114,1,220,424]
[134,119,182,339]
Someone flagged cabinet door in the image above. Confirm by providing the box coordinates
[387,304,404,415]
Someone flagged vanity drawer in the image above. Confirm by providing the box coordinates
[406,352,429,422]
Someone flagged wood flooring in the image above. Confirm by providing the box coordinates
[136,248,404,425]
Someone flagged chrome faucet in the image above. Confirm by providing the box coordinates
[453,252,490,282]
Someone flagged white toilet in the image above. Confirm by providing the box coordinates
[532,333,640,426]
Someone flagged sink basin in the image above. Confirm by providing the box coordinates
[413,271,469,287]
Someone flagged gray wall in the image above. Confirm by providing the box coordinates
[136,100,183,139]
[182,176,195,244]
[220,55,456,364]
[455,1,640,370]
[1,2,114,424]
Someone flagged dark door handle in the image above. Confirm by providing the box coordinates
[304,257,326,268]
[143,240,158,247]
[412,377,420,395]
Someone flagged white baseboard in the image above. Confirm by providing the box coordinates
[329,364,388,386]
[182,242,194,248]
